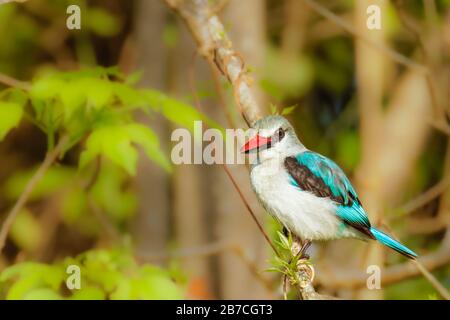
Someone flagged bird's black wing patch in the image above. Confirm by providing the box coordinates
[284,156,348,205]
[284,156,374,239]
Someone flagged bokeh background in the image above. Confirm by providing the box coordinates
[0,0,449,300]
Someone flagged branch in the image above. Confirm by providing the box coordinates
[186,51,279,260]
[0,135,68,255]
[164,0,263,126]
[164,0,330,299]
[394,177,450,219]
[0,73,31,91]
[185,46,278,257]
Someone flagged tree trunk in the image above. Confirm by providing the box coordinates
[132,0,171,257]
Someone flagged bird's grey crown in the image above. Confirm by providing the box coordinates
[250,115,306,161]
[253,115,294,132]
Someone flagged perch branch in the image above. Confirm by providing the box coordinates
[164,0,329,299]
[164,0,263,125]
[186,46,279,256]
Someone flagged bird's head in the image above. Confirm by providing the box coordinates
[241,115,305,162]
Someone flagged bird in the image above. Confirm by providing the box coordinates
[242,115,417,259]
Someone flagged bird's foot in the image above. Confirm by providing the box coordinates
[291,237,311,260]
[295,239,314,287]
[298,239,311,260]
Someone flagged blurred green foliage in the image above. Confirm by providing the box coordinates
[0,61,216,299]
[1,0,449,300]
[0,249,185,300]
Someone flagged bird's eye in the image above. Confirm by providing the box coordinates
[276,127,285,141]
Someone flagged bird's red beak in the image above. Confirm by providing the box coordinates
[241,134,272,153]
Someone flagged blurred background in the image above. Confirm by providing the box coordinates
[0,0,449,300]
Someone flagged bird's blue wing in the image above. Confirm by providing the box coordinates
[284,151,373,238]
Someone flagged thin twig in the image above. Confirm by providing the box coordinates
[164,0,329,299]
[413,260,450,300]
[186,55,279,256]
[382,224,450,300]
[165,0,263,125]
[0,73,31,91]
[392,176,450,219]
[0,135,68,254]
[222,163,279,256]
[206,57,236,128]
[184,37,279,256]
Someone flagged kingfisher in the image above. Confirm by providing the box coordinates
[242,115,417,259]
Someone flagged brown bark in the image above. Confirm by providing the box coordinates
[132,0,171,256]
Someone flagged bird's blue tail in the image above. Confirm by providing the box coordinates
[370,227,417,259]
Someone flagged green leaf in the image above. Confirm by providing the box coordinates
[1,263,64,299]
[90,163,137,222]
[265,267,284,273]
[80,126,138,175]
[1,249,184,300]
[124,124,172,172]
[0,101,23,140]
[125,71,143,86]
[59,80,87,122]
[0,262,37,282]
[114,84,154,109]
[23,288,62,300]
[3,166,76,201]
[30,76,64,103]
[85,8,121,37]
[10,209,43,252]
[83,78,114,109]
[281,104,297,116]
[6,273,43,300]
[269,103,279,115]
[70,287,106,300]
[277,231,290,250]
[144,90,223,133]
[109,278,132,299]
[116,265,184,300]
[80,124,171,175]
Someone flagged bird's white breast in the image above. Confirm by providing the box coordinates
[250,159,354,241]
